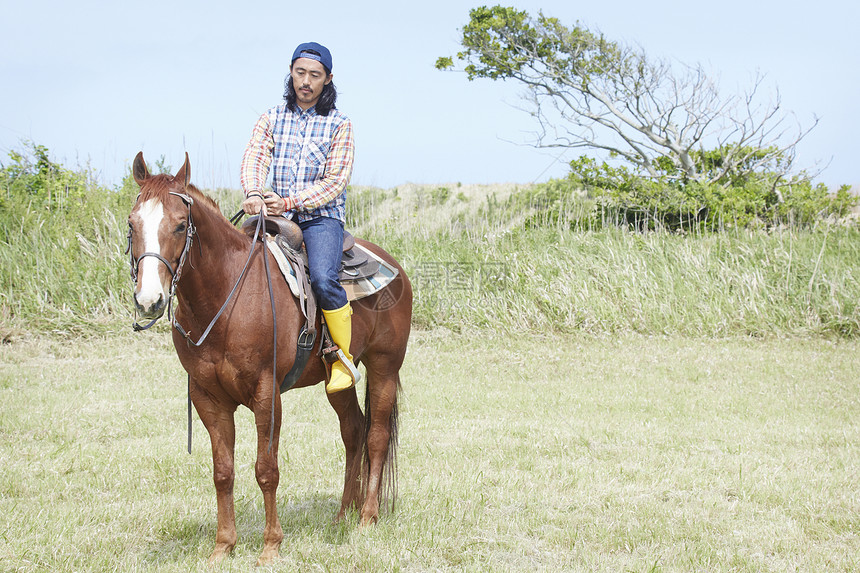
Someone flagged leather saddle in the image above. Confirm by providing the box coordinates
[241,215,379,280]
[240,214,396,393]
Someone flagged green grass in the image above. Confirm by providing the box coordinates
[1,330,858,571]
[348,184,860,337]
[2,178,859,338]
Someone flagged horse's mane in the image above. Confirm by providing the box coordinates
[138,174,240,234]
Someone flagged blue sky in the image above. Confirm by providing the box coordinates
[1,0,857,190]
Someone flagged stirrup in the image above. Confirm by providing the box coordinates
[334,349,362,384]
[325,349,362,393]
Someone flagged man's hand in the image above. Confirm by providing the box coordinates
[263,192,286,216]
[243,192,293,216]
[242,192,266,215]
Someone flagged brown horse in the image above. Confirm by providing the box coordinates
[127,152,412,565]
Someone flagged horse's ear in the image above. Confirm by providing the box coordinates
[174,152,191,188]
[132,152,150,186]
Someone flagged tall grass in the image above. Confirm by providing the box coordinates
[0,187,132,334]
[1,162,858,337]
[348,184,860,337]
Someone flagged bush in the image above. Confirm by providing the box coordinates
[528,155,859,231]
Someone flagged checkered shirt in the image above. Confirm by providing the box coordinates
[240,103,354,223]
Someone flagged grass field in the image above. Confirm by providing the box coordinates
[1,329,857,572]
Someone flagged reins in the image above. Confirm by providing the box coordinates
[170,210,264,348]
[129,194,282,453]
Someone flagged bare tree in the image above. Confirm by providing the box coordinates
[437,6,816,185]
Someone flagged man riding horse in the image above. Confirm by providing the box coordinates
[240,41,358,394]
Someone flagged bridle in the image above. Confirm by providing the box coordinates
[126,191,196,332]
[126,190,260,345]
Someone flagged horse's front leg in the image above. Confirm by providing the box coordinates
[252,390,284,566]
[193,390,238,564]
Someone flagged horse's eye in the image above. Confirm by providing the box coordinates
[175,222,187,234]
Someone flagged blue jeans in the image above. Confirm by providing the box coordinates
[299,216,348,311]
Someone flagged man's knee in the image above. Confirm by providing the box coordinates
[313,277,347,310]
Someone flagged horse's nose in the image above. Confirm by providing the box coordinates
[134,291,165,319]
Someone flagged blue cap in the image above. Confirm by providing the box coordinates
[291,42,333,73]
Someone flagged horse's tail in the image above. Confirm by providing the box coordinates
[362,377,400,512]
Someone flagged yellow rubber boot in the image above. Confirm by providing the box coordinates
[322,303,361,394]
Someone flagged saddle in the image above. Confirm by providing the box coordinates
[241,216,380,281]
[241,215,398,393]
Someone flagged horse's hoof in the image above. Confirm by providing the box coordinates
[256,545,280,567]
[208,543,232,565]
[358,513,379,529]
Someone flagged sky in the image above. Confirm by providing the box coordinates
[1,0,858,191]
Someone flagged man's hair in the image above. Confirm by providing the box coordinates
[284,50,337,116]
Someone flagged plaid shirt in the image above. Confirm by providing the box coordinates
[240,103,354,223]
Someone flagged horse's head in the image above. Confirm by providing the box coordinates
[127,151,195,321]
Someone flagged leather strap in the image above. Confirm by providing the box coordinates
[274,240,318,392]
[280,325,316,392]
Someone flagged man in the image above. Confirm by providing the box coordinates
[240,41,359,394]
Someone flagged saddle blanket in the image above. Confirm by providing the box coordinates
[265,237,399,302]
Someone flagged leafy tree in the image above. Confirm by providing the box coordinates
[437,6,816,186]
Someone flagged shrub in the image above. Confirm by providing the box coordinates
[530,155,860,231]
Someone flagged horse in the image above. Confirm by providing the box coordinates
[126,152,412,565]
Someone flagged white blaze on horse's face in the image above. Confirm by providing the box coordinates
[134,198,169,316]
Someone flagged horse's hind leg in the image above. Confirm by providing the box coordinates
[251,395,284,566]
[192,390,238,564]
[326,386,365,522]
[360,360,400,527]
